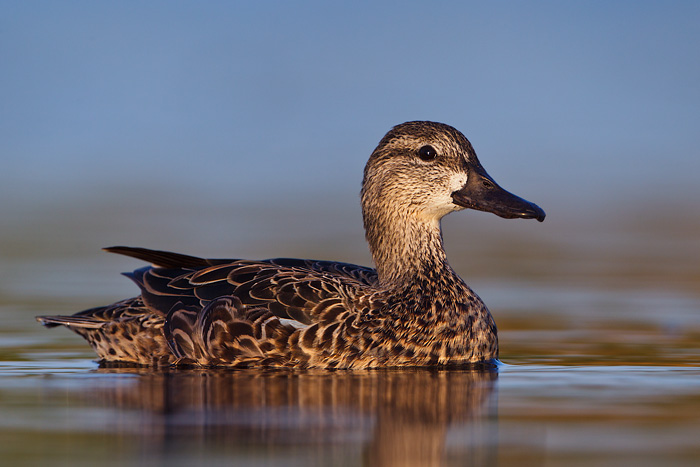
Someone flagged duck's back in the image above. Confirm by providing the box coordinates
[38,247,381,367]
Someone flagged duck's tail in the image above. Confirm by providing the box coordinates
[36,314,105,329]
[103,246,220,269]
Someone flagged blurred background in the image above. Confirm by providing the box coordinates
[2,3,700,464]
[1,1,699,363]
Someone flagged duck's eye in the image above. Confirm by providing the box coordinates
[418,145,437,161]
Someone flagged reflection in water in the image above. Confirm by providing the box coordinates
[79,367,498,465]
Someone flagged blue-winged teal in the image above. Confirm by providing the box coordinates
[38,121,545,368]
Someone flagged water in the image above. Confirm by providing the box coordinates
[2,363,700,466]
[2,193,699,466]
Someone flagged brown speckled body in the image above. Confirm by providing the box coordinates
[38,121,545,368]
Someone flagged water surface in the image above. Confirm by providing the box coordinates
[1,195,699,466]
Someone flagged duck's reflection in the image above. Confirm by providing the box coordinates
[88,366,498,465]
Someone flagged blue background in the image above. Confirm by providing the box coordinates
[2,1,699,253]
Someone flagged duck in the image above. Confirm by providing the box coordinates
[37,121,545,369]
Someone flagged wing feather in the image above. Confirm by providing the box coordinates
[52,247,381,366]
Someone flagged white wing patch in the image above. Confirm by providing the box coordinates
[278,318,309,330]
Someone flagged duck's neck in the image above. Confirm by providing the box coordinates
[363,206,454,289]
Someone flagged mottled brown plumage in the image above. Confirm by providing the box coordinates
[37,121,545,368]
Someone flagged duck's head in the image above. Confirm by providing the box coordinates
[361,121,546,225]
